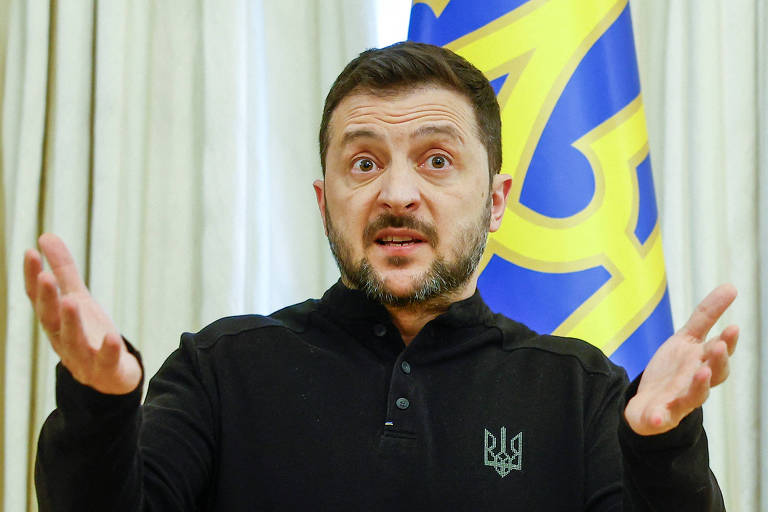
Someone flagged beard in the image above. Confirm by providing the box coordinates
[325,201,491,308]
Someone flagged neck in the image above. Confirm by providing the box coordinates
[384,281,477,345]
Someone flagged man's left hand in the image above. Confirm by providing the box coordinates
[624,284,739,436]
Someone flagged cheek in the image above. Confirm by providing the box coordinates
[326,194,369,233]
[328,182,378,220]
[433,192,488,234]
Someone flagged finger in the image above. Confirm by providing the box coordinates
[59,297,94,369]
[95,332,122,370]
[37,233,87,295]
[678,283,737,341]
[719,324,739,356]
[668,365,712,417]
[702,340,730,386]
[644,404,671,432]
[35,271,62,337]
[24,249,43,302]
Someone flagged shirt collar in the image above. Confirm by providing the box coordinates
[319,280,497,354]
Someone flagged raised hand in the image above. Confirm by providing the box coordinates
[24,233,142,395]
[624,284,739,436]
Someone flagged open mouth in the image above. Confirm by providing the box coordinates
[364,215,437,250]
[376,235,424,247]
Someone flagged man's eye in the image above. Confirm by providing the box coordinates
[427,154,450,169]
[354,158,377,172]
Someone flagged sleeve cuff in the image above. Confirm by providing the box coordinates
[55,337,145,420]
[618,372,703,453]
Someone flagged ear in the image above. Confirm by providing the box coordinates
[489,173,512,232]
[313,179,328,235]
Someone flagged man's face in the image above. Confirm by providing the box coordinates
[315,86,510,307]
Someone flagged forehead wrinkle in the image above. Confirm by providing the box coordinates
[338,108,472,147]
[329,90,481,150]
[361,101,456,115]
[345,102,468,125]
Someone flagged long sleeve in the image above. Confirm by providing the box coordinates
[618,377,724,511]
[34,304,727,511]
[583,367,724,512]
[35,336,218,512]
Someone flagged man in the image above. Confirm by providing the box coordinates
[29,42,737,510]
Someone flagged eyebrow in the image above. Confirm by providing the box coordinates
[340,129,382,147]
[409,124,464,143]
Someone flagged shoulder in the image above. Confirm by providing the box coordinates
[491,313,625,378]
[187,299,321,350]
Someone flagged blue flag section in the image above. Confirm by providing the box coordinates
[409,0,673,379]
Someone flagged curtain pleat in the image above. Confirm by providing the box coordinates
[1,1,378,509]
[632,1,764,510]
[1,0,765,510]
[756,1,768,510]
[3,1,53,510]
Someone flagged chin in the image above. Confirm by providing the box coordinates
[377,269,427,296]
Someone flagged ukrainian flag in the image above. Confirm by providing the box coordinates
[409,0,672,379]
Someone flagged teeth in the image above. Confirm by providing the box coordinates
[382,236,415,243]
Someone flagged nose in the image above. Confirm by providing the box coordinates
[377,158,421,214]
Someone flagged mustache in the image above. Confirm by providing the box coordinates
[363,214,439,247]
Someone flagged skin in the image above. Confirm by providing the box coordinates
[624,287,739,435]
[315,87,510,343]
[24,85,739,436]
[24,234,141,395]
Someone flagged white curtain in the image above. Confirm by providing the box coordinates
[0,0,377,510]
[2,0,767,511]
[632,1,767,510]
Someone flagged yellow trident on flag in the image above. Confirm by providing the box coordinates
[409,0,672,378]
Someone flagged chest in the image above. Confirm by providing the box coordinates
[210,342,594,510]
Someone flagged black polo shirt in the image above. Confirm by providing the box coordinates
[36,281,722,511]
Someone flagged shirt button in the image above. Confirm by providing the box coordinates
[396,397,410,410]
[400,361,411,374]
[373,324,387,337]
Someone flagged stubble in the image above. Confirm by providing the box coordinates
[325,201,491,309]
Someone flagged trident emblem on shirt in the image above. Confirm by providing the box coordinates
[484,427,523,477]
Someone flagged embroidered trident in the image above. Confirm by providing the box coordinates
[484,427,522,477]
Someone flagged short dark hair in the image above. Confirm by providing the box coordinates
[319,41,502,179]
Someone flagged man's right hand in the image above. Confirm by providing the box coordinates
[24,233,142,395]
